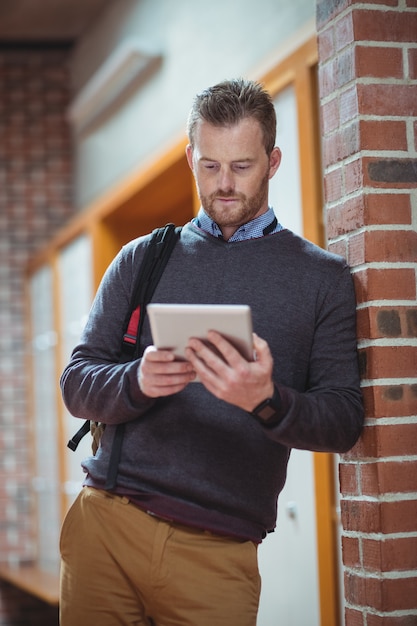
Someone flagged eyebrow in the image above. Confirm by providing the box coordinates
[199,156,254,164]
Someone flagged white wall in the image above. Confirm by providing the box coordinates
[68,0,316,209]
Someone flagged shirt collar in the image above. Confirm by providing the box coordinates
[192,207,283,242]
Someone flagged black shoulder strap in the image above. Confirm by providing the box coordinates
[67,419,91,452]
[104,223,181,489]
[67,223,182,456]
[121,222,182,359]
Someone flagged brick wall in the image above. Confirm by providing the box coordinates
[0,45,74,625]
[317,1,417,624]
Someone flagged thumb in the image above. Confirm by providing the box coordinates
[252,332,270,362]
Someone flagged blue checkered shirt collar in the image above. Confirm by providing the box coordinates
[192,207,282,242]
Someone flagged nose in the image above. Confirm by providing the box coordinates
[217,167,234,193]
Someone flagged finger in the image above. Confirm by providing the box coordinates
[253,333,270,361]
[143,345,176,362]
[185,337,229,377]
[187,332,246,370]
[184,347,226,398]
[207,330,248,363]
[185,339,248,398]
[141,362,195,387]
[139,347,196,397]
[139,367,196,397]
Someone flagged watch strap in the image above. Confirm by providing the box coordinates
[251,384,282,427]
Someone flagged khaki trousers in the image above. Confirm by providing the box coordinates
[60,487,261,626]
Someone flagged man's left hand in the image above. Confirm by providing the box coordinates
[184,331,274,412]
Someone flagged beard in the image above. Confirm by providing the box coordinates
[199,169,270,230]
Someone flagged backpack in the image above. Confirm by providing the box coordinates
[67,223,182,487]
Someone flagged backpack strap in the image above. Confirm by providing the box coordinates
[121,223,182,359]
[67,419,91,452]
[104,223,181,489]
[67,223,182,456]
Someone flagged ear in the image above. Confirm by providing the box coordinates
[268,147,282,179]
[186,144,194,171]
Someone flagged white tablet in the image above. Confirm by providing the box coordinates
[147,303,254,362]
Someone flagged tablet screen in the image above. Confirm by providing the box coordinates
[147,303,254,362]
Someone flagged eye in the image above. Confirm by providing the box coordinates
[233,163,250,171]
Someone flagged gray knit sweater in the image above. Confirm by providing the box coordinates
[61,223,363,541]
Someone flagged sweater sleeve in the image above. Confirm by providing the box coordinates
[60,241,155,424]
[262,263,364,453]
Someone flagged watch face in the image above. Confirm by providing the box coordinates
[252,386,281,425]
[257,404,277,421]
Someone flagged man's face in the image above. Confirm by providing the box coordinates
[186,118,281,240]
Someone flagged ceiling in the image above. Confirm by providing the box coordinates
[0,0,113,42]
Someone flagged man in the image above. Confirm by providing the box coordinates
[60,78,363,626]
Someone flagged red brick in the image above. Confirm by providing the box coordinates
[357,306,417,340]
[363,536,417,572]
[317,0,349,30]
[340,84,359,124]
[322,134,341,169]
[355,46,404,79]
[358,83,417,117]
[327,238,348,259]
[327,196,365,238]
[342,119,361,156]
[345,571,417,612]
[356,308,371,340]
[366,576,417,612]
[347,233,365,268]
[323,121,360,168]
[353,423,417,459]
[320,96,340,135]
[409,47,417,80]
[318,25,334,63]
[360,384,417,419]
[344,571,367,607]
[361,460,417,495]
[341,499,382,533]
[342,535,361,568]
[349,230,417,264]
[327,194,412,238]
[341,496,417,534]
[344,158,363,195]
[339,462,360,495]
[364,157,417,189]
[345,607,365,626]
[353,9,417,44]
[323,167,343,203]
[364,193,411,226]
[360,345,417,380]
[318,58,338,99]
[359,120,408,151]
[352,268,416,303]
[335,12,354,51]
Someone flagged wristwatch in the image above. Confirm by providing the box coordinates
[251,384,282,428]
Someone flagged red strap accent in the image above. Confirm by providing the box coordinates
[123,305,141,345]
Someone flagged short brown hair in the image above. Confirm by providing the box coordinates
[187,78,276,155]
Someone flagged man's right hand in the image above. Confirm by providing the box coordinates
[137,345,196,397]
